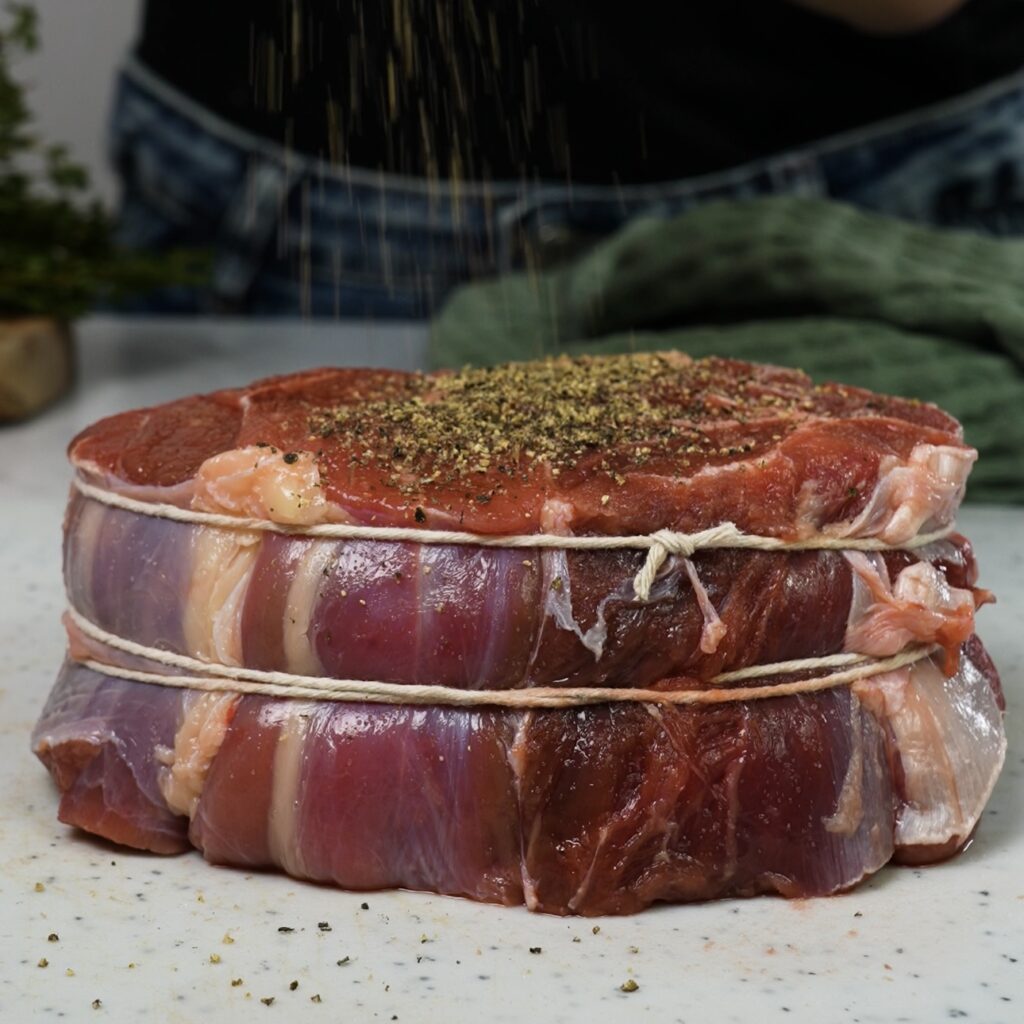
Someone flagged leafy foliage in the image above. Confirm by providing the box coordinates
[0,3,205,319]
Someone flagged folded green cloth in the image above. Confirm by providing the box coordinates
[430,197,1024,502]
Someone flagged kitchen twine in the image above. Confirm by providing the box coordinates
[67,606,936,708]
[72,478,956,602]
[65,478,951,707]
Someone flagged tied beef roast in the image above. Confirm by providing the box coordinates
[33,354,1005,915]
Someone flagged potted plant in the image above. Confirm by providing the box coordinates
[0,2,203,420]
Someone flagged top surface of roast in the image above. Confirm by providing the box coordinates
[69,353,971,538]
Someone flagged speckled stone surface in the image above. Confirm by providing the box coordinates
[2,319,1021,1023]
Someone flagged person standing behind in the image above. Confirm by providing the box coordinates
[111,0,1024,316]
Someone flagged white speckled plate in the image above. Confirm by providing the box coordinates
[3,322,1021,1023]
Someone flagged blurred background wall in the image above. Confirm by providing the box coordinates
[21,0,141,205]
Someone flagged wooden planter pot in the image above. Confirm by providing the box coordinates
[0,317,74,422]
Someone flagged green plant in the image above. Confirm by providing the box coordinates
[0,2,204,319]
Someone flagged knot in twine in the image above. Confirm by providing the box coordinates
[632,524,743,601]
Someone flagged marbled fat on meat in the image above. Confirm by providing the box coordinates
[32,641,1004,915]
[62,489,986,688]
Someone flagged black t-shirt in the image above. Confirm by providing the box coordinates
[136,0,1024,184]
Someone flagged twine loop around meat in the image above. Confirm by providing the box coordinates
[71,477,956,602]
[65,605,937,709]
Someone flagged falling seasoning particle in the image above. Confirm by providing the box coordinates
[37,958,49,968]
[223,933,235,945]
[572,937,581,944]
[231,979,244,988]
[210,954,222,964]
[91,999,102,1009]
[310,994,322,1003]
[128,964,136,970]
[337,957,351,967]
[317,921,332,932]
[629,946,639,954]
[620,980,639,993]
[34,882,45,892]
[289,981,299,991]
[283,452,299,464]
[529,947,542,955]
[360,903,369,911]
[48,933,59,942]
[277,926,294,934]
[66,968,75,977]
[261,997,275,1006]
[592,926,601,935]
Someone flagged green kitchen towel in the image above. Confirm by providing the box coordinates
[430,197,1024,503]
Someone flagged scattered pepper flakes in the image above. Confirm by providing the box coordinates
[317,921,332,932]
[289,980,299,991]
[47,933,59,942]
[210,954,221,964]
[620,980,639,993]
[414,506,426,523]
[337,957,351,967]
[628,946,639,954]
[572,937,581,944]
[231,978,244,987]
[529,947,542,955]
[37,958,48,968]
[282,452,299,465]
[91,999,102,1010]
[222,933,235,945]
[592,926,601,935]
[277,926,294,934]
[261,997,275,1007]
[310,994,322,1004]
[360,903,369,911]
[66,968,75,977]
[34,882,45,892]
[307,354,806,498]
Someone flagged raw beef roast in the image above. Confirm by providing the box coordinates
[33,354,1005,915]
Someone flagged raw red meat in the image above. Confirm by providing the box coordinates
[69,355,973,539]
[34,354,1004,914]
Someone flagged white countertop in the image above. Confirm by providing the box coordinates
[2,318,1021,1023]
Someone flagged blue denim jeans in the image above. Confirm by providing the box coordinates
[111,57,1024,318]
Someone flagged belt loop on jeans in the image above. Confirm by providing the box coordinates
[762,151,828,198]
[212,157,300,306]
